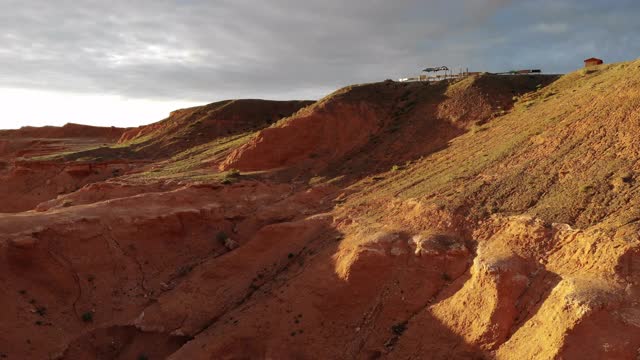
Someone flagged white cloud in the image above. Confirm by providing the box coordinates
[0,87,199,129]
[531,23,569,34]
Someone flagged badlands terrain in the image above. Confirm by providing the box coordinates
[2,60,640,359]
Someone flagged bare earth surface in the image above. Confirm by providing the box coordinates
[2,61,640,359]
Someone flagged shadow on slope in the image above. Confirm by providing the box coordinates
[60,99,314,162]
[220,74,558,182]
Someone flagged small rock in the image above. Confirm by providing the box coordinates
[224,238,239,250]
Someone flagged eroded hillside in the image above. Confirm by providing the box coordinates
[2,61,640,360]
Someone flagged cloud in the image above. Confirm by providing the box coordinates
[531,23,569,34]
[0,0,639,108]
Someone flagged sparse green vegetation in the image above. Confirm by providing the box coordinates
[580,184,594,193]
[81,311,93,323]
[176,265,193,277]
[391,321,407,336]
[221,168,242,184]
[339,62,640,229]
[216,231,229,243]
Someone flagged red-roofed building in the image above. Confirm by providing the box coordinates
[584,57,604,67]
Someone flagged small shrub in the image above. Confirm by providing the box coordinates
[620,173,634,184]
[580,184,594,193]
[81,311,93,323]
[390,165,400,172]
[391,321,407,335]
[389,123,402,133]
[221,169,241,185]
[176,265,193,277]
[216,231,229,243]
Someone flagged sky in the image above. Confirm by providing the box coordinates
[1,0,639,129]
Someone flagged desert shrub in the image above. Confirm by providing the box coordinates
[216,231,229,243]
[620,172,634,183]
[176,265,193,277]
[221,169,241,184]
[391,165,400,172]
[391,321,407,335]
[580,184,594,193]
[81,311,93,322]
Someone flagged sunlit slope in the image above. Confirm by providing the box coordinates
[347,60,640,228]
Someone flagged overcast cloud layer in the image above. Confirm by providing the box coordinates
[1,0,640,122]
